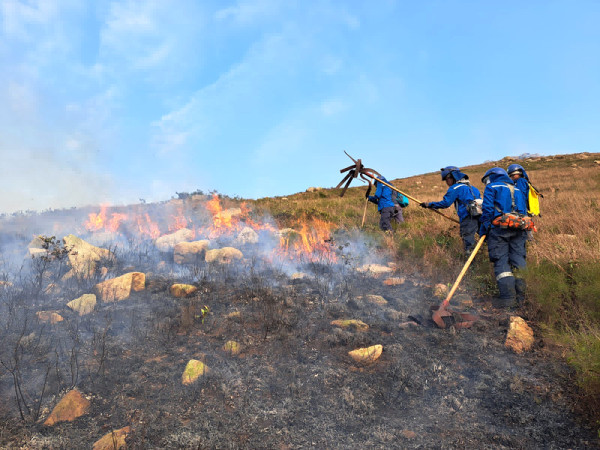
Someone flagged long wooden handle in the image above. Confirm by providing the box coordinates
[361,198,369,227]
[441,235,487,308]
[364,174,460,225]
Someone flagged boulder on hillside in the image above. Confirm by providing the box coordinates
[505,316,534,353]
[234,227,259,246]
[384,277,406,286]
[36,311,64,324]
[63,234,113,279]
[94,272,145,302]
[154,228,195,253]
[173,240,210,264]
[27,235,50,258]
[205,247,243,264]
[182,359,208,385]
[170,283,198,298]
[356,264,393,275]
[348,344,383,364]
[93,426,130,450]
[67,294,97,315]
[365,294,388,306]
[331,319,369,332]
[43,389,90,426]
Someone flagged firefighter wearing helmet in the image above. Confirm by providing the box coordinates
[420,166,481,255]
[479,167,528,309]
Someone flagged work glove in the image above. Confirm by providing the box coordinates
[478,223,490,237]
[419,202,430,208]
[368,196,378,205]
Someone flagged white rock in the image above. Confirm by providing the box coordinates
[234,227,259,245]
[356,264,394,274]
[154,229,195,252]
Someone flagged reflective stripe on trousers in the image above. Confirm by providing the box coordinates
[496,271,514,281]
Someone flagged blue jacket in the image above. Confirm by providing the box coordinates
[428,171,481,222]
[368,176,395,211]
[479,172,528,234]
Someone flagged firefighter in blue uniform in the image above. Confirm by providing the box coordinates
[479,167,528,309]
[367,175,400,232]
[420,166,481,254]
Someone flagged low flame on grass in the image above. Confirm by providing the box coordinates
[136,213,161,239]
[83,197,336,262]
[205,194,232,230]
[85,205,127,233]
[168,208,189,232]
[277,218,336,263]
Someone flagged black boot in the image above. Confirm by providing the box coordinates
[515,278,526,306]
[494,276,517,309]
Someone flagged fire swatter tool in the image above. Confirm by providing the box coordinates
[336,151,460,225]
[431,236,486,329]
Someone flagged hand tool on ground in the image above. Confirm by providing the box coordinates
[337,151,460,225]
[431,236,486,328]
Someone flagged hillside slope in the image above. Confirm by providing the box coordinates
[253,151,600,423]
[0,152,597,447]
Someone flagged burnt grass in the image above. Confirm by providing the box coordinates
[0,251,598,449]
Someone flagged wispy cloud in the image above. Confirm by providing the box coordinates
[320,99,346,117]
[1,0,59,40]
[215,0,285,25]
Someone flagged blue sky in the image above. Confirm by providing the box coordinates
[1,1,598,214]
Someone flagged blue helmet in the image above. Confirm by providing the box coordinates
[440,166,459,181]
[507,164,524,176]
[481,167,508,184]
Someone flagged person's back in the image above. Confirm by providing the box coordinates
[479,167,528,309]
[370,176,395,211]
[367,176,397,231]
[481,171,527,229]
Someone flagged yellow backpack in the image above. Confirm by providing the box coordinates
[528,183,542,216]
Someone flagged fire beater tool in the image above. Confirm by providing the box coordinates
[336,151,460,225]
[431,236,486,329]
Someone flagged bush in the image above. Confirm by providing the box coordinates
[567,326,600,422]
[524,261,570,327]
[571,262,600,323]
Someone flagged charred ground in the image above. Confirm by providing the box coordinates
[0,233,597,448]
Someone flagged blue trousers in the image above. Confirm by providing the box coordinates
[487,227,527,304]
[379,206,397,231]
[459,216,479,253]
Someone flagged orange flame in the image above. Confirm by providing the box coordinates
[136,213,161,239]
[85,205,107,231]
[82,199,337,263]
[168,208,189,232]
[205,194,233,229]
[85,205,127,233]
[277,218,336,262]
[108,213,127,232]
